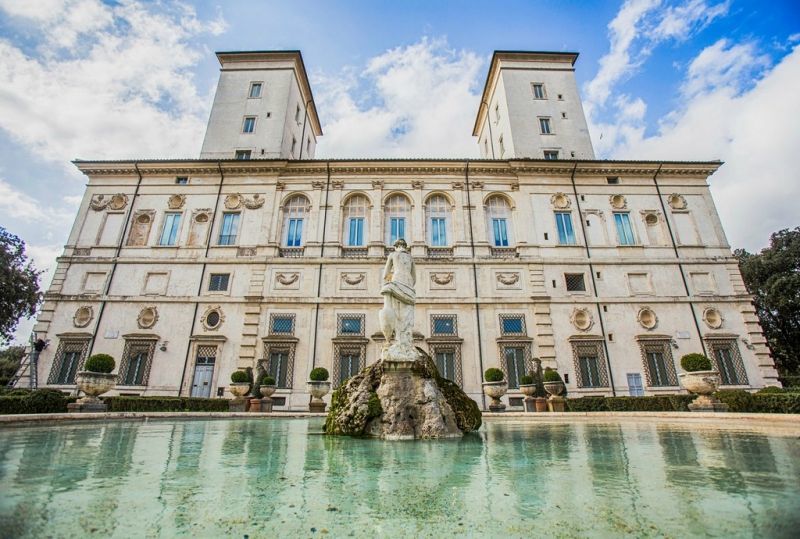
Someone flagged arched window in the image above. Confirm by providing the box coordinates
[384,194,411,245]
[425,195,451,247]
[282,195,309,247]
[342,195,369,246]
[486,195,512,247]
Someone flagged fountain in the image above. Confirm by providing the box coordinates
[325,239,481,439]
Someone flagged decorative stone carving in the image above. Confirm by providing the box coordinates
[201,306,224,331]
[127,210,155,247]
[224,194,242,210]
[243,194,265,209]
[237,247,257,257]
[73,306,94,328]
[73,248,92,256]
[550,192,571,209]
[570,308,594,331]
[637,307,658,330]
[137,306,159,329]
[167,194,185,209]
[276,273,299,286]
[430,272,454,286]
[668,193,687,210]
[411,180,424,189]
[311,181,325,190]
[703,307,724,329]
[275,181,286,190]
[332,180,344,189]
[496,272,520,286]
[470,181,484,190]
[642,211,660,225]
[372,180,384,189]
[341,273,365,286]
[90,193,128,211]
[193,211,210,223]
[610,194,627,209]
[451,181,464,190]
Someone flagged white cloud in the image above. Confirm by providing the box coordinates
[315,38,483,158]
[682,39,769,98]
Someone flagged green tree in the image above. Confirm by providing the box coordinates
[0,227,43,344]
[735,227,800,377]
[0,345,25,386]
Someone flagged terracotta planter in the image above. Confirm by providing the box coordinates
[518,384,537,397]
[229,382,251,398]
[543,381,565,397]
[260,385,277,398]
[482,381,508,412]
[535,397,548,412]
[75,371,117,404]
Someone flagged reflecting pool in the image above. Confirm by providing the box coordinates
[1,419,798,537]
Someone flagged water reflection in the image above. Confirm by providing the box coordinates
[0,419,798,537]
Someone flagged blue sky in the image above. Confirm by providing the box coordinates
[0,0,798,342]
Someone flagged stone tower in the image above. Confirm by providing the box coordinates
[200,50,322,160]
[473,51,595,160]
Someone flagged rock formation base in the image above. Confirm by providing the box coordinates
[324,348,482,439]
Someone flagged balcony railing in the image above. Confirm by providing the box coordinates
[279,247,305,258]
[490,246,518,258]
[427,246,453,259]
[341,246,368,258]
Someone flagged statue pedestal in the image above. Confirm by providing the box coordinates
[309,401,327,413]
[548,396,566,412]
[228,398,247,412]
[524,396,537,412]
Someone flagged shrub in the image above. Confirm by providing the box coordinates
[757,386,785,394]
[680,353,712,372]
[566,396,607,412]
[484,368,504,382]
[84,354,115,373]
[751,393,800,414]
[105,396,229,412]
[519,374,534,385]
[230,371,250,383]
[309,367,329,382]
[262,375,276,386]
[714,390,754,412]
[0,389,73,414]
[543,368,562,382]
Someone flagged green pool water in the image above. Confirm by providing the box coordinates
[0,418,798,538]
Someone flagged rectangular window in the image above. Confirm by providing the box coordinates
[709,341,748,386]
[218,213,240,245]
[432,315,456,335]
[249,82,262,98]
[430,217,447,246]
[614,213,636,245]
[539,117,552,134]
[348,217,364,246]
[555,212,576,245]
[607,177,620,184]
[268,351,290,388]
[208,273,230,292]
[49,340,88,385]
[578,354,602,388]
[158,213,181,246]
[340,317,362,335]
[235,150,251,160]
[175,177,188,185]
[120,341,154,386]
[645,349,675,387]
[243,116,256,133]
[389,217,406,244]
[286,218,303,247]
[572,341,609,388]
[504,347,527,389]
[627,373,644,396]
[500,315,525,335]
[339,351,361,385]
[271,316,294,334]
[492,218,509,246]
[436,350,457,382]
[565,273,586,292]
[532,83,545,99]
[544,150,559,160]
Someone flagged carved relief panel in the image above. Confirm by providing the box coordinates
[428,270,456,291]
[494,270,523,291]
[187,209,212,247]
[127,210,155,246]
[272,269,302,291]
[338,271,367,291]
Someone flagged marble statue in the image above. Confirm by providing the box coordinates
[379,238,416,362]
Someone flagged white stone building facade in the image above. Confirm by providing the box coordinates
[30,50,779,410]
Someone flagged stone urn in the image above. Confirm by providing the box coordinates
[307,381,331,412]
[260,385,277,398]
[679,370,728,412]
[229,382,251,398]
[482,381,508,412]
[75,371,117,404]
[543,381,565,397]
[519,384,537,398]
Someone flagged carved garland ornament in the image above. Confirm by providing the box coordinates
[201,306,225,331]
[90,193,129,211]
[276,273,300,286]
[137,306,159,329]
[167,194,186,209]
[550,192,571,209]
[341,273,365,286]
[668,193,687,210]
[609,194,627,209]
[224,194,242,210]
[73,306,94,328]
[430,272,454,286]
[496,272,520,286]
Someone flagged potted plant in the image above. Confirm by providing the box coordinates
[543,368,565,397]
[75,353,117,409]
[229,370,251,397]
[308,367,331,412]
[518,374,536,397]
[678,353,728,412]
[260,375,277,398]
[482,368,508,412]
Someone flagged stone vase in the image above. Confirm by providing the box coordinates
[482,381,508,412]
[260,385,277,398]
[75,371,117,404]
[519,384,537,397]
[543,381,565,397]
[229,382,251,398]
[308,381,331,412]
[679,370,728,412]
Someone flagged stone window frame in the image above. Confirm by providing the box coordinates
[636,336,679,387]
[248,81,263,99]
[569,337,610,389]
[704,335,749,386]
[337,313,366,337]
[117,336,158,387]
[261,335,298,389]
[498,313,527,337]
[207,272,231,294]
[47,336,91,385]
[428,340,464,387]
[269,313,296,336]
[430,314,458,336]
[332,340,368,387]
[496,338,533,390]
[126,209,156,247]
[564,272,587,293]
